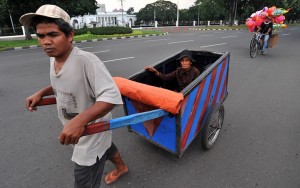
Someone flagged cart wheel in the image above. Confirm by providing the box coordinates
[201,104,224,150]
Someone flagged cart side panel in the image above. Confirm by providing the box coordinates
[180,55,230,152]
[125,98,177,153]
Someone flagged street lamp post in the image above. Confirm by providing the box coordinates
[233,0,238,25]
[176,0,179,27]
[120,0,124,26]
[197,4,200,26]
[5,0,15,34]
[8,9,15,33]
[154,6,156,23]
[197,2,201,26]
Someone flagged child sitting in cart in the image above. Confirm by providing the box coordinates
[145,50,200,91]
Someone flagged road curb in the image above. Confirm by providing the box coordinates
[190,28,247,31]
[2,33,169,52]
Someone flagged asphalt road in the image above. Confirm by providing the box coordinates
[1,26,299,188]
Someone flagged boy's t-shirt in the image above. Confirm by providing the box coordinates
[50,47,123,166]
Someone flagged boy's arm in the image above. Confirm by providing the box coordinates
[58,101,114,145]
[256,26,261,33]
[267,24,273,34]
[267,27,272,34]
[25,85,54,112]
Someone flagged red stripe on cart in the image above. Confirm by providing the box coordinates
[180,80,206,151]
[212,59,227,105]
[220,59,229,101]
[195,67,218,134]
[181,67,218,150]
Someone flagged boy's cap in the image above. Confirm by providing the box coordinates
[19,4,70,26]
[177,50,196,62]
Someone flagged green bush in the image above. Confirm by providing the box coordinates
[74,28,89,35]
[0,27,23,36]
[74,26,132,36]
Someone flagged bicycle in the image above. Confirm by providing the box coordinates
[250,33,267,58]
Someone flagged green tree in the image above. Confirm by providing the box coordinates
[188,0,228,23]
[136,4,155,24]
[193,0,300,25]
[127,7,134,15]
[0,0,98,39]
[0,0,8,29]
[136,0,177,26]
[179,9,191,25]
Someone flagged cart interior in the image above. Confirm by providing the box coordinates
[130,50,223,92]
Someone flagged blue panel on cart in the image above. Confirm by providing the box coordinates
[126,98,177,152]
[151,116,177,152]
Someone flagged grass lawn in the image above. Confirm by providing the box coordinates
[0,40,39,51]
[0,30,163,51]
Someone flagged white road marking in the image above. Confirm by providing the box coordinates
[282,33,290,36]
[130,38,151,41]
[102,57,135,63]
[221,36,237,38]
[201,43,227,48]
[179,34,196,36]
[91,50,110,53]
[79,46,93,49]
[168,40,194,44]
[198,34,213,37]
[144,38,170,42]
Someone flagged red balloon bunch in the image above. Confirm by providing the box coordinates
[246,6,290,32]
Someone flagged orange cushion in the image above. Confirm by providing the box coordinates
[113,77,184,114]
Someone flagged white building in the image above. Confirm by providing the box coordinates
[70,4,137,29]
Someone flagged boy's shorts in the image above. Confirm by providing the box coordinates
[74,142,117,188]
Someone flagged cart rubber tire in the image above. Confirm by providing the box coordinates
[201,103,225,150]
[250,38,258,58]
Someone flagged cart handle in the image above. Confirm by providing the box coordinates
[83,109,168,135]
[37,97,169,135]
[37,97,56,106]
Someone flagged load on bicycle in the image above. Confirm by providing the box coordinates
[245,6,290,58]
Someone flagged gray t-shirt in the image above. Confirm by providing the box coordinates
[50,47,123,166]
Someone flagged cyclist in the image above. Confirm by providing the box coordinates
[257,16,273,52]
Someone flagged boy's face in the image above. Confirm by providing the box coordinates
[36,23,73,58]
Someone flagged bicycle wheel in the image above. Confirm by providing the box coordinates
[250,38,258,58]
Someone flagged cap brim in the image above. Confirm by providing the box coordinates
[19,13,36,26]
[19,13,60,27]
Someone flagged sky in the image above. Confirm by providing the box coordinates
[97,0,196,12]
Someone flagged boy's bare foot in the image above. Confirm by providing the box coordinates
[105,166,129,185]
